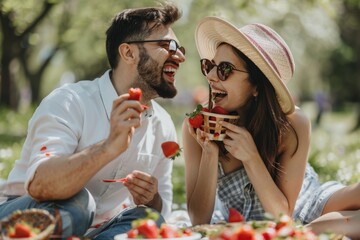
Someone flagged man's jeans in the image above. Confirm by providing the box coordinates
[0,189,165,240]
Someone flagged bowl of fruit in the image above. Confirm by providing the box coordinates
[187,105,239,141]
[1,209,56,240]
[114,209,201,240]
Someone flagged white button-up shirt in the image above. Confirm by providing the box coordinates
[0,70,175,225]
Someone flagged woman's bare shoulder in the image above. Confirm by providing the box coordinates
[279,106,311,156]
[288,106,311,133]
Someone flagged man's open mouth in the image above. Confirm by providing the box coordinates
[163,66,177,78]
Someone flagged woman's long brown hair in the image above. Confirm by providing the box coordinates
[215,45,292,179]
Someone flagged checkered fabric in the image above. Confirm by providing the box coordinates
[217,165,265,221]
[293,164,345,224]
[215,163,345,224]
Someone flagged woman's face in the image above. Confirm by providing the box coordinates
[206,44,257,113]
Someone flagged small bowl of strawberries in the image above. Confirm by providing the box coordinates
[1,209,56,240]
[187,105,239,141]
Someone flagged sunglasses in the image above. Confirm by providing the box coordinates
[200,58,248,81]
[126,39,185,56]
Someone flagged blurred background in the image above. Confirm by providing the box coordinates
[0,0,359,206]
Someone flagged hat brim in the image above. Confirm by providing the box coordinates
[195,17,295,115]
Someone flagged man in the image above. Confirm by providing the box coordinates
[0,2,185,239]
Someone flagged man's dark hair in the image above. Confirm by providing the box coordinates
[105,2,182,69]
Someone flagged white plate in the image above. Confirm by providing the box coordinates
[114,232,202,240]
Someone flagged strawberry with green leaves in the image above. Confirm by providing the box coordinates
[136,219,158,238]
[161,141,181,160]
[186,104,204,128]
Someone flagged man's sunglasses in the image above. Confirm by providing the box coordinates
[126,39,185,56]
[200,58,248,81]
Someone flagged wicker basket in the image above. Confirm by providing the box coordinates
[1,209,56,240]
[201,111,239,141]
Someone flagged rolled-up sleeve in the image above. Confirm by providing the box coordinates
[24,88,84,192]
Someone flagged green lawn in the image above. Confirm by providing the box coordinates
[0,103,359,206]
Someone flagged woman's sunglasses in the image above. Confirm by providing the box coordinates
[126,39,185,56]
[200,58,248,81]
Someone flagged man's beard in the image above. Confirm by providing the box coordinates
[137,47,177,99]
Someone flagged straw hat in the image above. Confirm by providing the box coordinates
[195,16,295,115]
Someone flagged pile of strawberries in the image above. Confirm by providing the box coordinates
[126,209,193,239]
[186,104,230,129]
[207,208,326,240]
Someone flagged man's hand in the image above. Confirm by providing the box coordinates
[124,171,162,211]
[103,94,143,158]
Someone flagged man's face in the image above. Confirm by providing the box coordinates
[135,27,185,99]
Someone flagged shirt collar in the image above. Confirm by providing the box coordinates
[99,70,118,120]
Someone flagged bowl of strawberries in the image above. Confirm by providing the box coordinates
[1,209,56,240]
[187,105,239,141]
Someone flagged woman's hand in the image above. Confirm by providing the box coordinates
[186,118,219,156]
[221,121,260,163]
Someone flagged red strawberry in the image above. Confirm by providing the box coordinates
[189,114,203,128]
[161,141,181,160]
[159,224,180,238]
[127,229,139,238]
[136,219,158,238]
[211,106,229,115]
[182,228,193,236]
[234,225,255,240]
[228,208,244,223]
[275,214,292,230]
[128,88,142,101]
[186,104,204,128]
[262,227,277,240]
[10,223,33,238]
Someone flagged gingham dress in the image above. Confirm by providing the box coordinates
[214,162,345,224]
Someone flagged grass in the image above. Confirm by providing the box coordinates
[1,103,359,206]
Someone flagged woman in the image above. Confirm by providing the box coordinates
[182,16,360,237]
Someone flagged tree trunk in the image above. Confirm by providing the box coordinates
[0,11,19,109]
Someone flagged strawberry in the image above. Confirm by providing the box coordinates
[128,88,142,101]
[189,114,203,128]
[275,214,292,230]
[234,225,255,240]
[161,141,181,160]
[127,228,139,238]
[182,228,193,236]
[9,223,34,238]
[159,224,180,238]
[211,106,229,115]
[136,219,158,238]
[262,227,277,240]
[186,104,204,128]
[228,208,244,223]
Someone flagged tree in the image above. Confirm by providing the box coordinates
[0,0,60,108]
[0,0,156,109]
[324,0,360,129]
